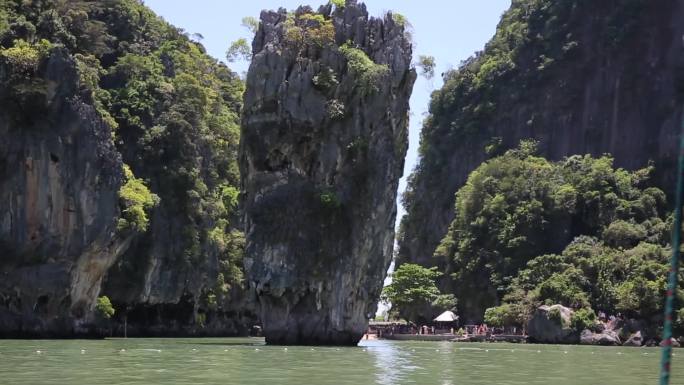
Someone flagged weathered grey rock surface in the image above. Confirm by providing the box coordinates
[0,50,128,336]
[580,329,621,346]
[240,1,415,344]
[624,331,643,347]
[527,305,578,344]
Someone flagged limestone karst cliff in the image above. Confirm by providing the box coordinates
[0,0,252,337]
[240,1,415,344]
[0,48,129,336]
[398,0,684,301]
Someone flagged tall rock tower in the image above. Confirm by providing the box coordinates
[240,1,415,345]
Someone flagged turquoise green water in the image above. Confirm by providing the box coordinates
[0,338,681,384]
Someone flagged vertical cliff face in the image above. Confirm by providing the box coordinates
[0,49,129,336]
[399,0,684,277]
[0,1,253,337]
[240,1,415,345]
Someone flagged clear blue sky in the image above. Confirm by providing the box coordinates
[143,0,511,229]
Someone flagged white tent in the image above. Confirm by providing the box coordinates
[434,310,459,322]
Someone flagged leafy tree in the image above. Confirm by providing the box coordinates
[226,38,251,63]
[339,42,388,94]
[431,294,457,312]
[416,55,436,80]
[241,16,259,34]
[329,0,346,9]
[570,308,597,332]
[484,304,525,328]
[95,296,115,319]
[382,263,451,323]
[117,165,159,232]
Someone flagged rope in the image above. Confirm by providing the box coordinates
[659,109,684,385]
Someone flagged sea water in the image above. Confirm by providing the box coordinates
[0,338,680,384]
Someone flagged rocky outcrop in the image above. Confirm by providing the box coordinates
[580,329,621,346]
[0,49,127,336]
[624,331,643,347]
[398,0,684,283]
[240,2,415,344]
[527,305,577,344]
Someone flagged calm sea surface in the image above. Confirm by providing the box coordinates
[0,337,681,384]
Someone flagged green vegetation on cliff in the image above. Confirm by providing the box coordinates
[398,0,658,289]
[0,0,246,314]
[434,141,671,324]
[117,165,159,232]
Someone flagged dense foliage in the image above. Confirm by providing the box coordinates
[118,165,159,232]
[0,0,246,306]
[382,263,456,323]
[435,141,671,324]
[339,42,388,94]
[398,0,651,282]
[95,296,115,320]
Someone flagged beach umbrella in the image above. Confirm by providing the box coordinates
[434,311,458,322]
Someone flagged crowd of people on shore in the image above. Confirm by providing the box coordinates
[368,322,529,338]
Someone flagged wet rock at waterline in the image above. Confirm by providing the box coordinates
[623,331,643,347]
[527,305,577,344]
[579,329,621,346]
[240,2,415,345]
